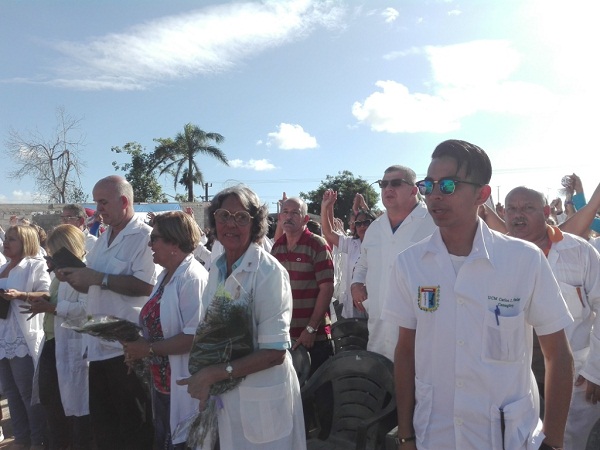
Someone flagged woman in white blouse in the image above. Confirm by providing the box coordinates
[0,225,51,450]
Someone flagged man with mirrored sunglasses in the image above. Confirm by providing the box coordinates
[351,164,436,361]
[381,140,573,450]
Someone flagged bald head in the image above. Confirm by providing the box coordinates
[93,175,135,229]
[94,175,134,205]
[506,187,546,208]
[504,186,549,244]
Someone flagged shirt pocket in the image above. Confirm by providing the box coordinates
[413,377,433,446]
[482,309,526,363]
[558,281,585,321]
[490,393,538,450]
[239,382,293,444]
[109,258,129,275]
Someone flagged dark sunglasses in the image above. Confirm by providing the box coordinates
[377,178,412,189]
[416,178,482,196]
[354,219,372,227]
[214,208,253,226]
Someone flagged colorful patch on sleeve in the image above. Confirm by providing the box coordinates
[418,286,440,312]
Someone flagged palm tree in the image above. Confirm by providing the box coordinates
[152,123,228,201]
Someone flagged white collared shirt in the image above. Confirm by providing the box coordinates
[84,215,157,361]
[352,202,436,360]
[382,219,572,449]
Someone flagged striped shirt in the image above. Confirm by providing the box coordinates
[271,228,334,340]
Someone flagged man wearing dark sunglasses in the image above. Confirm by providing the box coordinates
[382,140,573,450]
[351,164,435,361]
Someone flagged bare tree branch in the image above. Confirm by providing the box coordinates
[4,106,87,203]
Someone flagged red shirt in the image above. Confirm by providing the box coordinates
[271,228,334,340]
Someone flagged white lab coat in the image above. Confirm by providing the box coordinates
[335,234,362,318]
[547,232,600,450]
[152,254,208,444]
[54,281,89,416]
[382,220,573,450]
[197,243,306,450]
[352,203,435,360]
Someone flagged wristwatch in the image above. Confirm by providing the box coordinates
[225,363,234,380]
[305,325,317,334]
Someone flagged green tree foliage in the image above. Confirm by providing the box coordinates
[111,142,167,203]
[152,123,228,202]
[300,171,380,228]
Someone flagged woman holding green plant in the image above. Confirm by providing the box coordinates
[178,185,306,450]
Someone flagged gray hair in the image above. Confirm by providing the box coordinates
[63,204,86,218]
[284,197,308,216]
[384,165,417,184]
[208,185,268,243]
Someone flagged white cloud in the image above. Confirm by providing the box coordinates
[38,0,346,91]
[352,40,556,133]
[382,7,399,23]
[0,190,39,204]
[229,159,276,171]
[447,9,461,16]
[383,46,421,61]
[267,123,318,149]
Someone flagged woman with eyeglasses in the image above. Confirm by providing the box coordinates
[321,190,374,319]
[0,225,50,450]
[124,211,208,449]
[179,185,306,450]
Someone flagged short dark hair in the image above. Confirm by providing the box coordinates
[208,185,268,243]
[431,139,492,185]
[352,209,376,239]
[307,220,322,236]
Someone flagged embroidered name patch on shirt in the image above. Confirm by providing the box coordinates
[418,286,440,312]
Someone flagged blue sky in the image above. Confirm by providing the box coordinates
[1,0,598,210]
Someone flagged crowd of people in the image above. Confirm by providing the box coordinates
[0,140,598,449]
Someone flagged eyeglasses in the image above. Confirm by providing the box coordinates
[354,219,372,227]
[60,215,81,222]
[377,179,412,189]
[214,209,253,226]
[416,178,482,196]
[149,234,164,244]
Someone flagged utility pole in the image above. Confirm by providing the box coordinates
[203,183,212,202]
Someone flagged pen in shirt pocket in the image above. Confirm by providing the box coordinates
[576,286,585,308]
[495,304,501,325]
